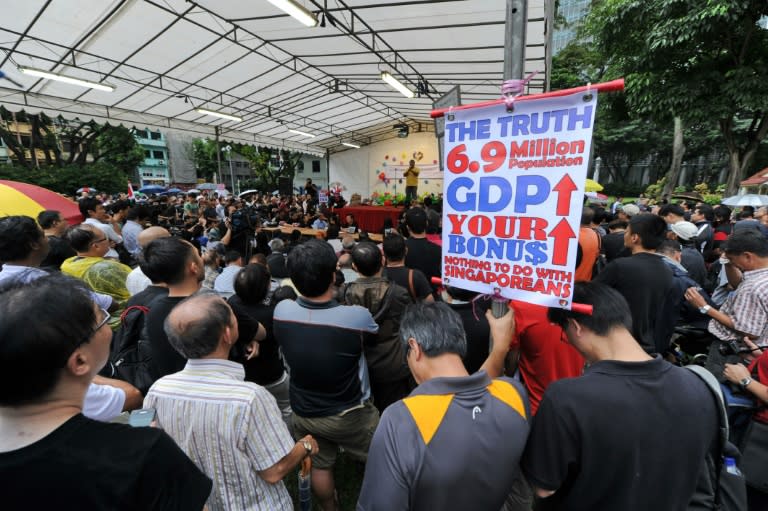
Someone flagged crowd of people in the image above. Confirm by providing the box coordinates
[0,187,767,511]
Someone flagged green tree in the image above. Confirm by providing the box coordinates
[0,162,128,195]
[93,125,144,174]
[234,145,303,192]
[190,138,219,181]
[587,0,768,195]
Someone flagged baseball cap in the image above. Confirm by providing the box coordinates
[620,204,640,217]
[669,221,699,241]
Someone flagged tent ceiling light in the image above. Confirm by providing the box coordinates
[288,128,316,138]
[342,142,360,148]
[17,66,115,92]
[195,108,243,122]
[381,71,414,98]
[266,0,319,27]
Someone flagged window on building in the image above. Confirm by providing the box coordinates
[153,150,164,160]
[312,160,321,173]
[134,129,146,138]
[144,150,151,158]
[150,131,161,140]
[297,161,304,173]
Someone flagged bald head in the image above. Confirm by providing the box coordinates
[163,294,234,359]
[67,224,107,255]
[138,226,171,249]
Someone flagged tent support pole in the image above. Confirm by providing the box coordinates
[503,0,527,80]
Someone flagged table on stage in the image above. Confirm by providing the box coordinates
[336,206,403,233]
[260,226,382,243]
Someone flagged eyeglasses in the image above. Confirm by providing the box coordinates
[94,308,111,332]
[72,308,111,353]
[91,238,108,245]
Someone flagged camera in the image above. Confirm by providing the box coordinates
[718,340,744,356]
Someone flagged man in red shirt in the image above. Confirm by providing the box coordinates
[510,300,584,414]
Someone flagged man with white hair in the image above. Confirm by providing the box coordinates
[146,293,318,511]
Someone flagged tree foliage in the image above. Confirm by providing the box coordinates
[0,108,144,175]
[94,125,145,174]
[0,162,128,195]
[587,0,768,194]
[190,138,220,181]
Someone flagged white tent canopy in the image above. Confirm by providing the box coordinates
[0,0,552,154]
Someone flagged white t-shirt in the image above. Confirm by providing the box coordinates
[83,218,123,259]
[83,383,125,422]
[126,267,152,296]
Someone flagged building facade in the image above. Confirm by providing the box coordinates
[134,128,170,185]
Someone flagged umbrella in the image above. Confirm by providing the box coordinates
[0,180,84,225]
[139,184,167,194]
[585,179,603,192]
[721,194,768,207]
[197,183,218,190]
[165,187,183,194]
[187,188,201,194]
[239,189,259,198]
[76,187,96,194]
[298,457,312,511]
[585,191,609,203]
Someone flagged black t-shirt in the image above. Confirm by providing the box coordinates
[680,247,707,287]
[227,295,285,385]
[601,232,629,262]
[1,414,211,510]
[404,237,441,285]
[594,253,673,353]
[126,285,169,308]
[448,299,492,374]
[146,296,187,381]
[383,266,431,301]
[522,357,717,511]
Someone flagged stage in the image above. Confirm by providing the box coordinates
[336,206,403,233]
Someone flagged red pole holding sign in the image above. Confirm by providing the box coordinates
[431,78,625,119]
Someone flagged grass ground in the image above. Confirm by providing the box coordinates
[285,452,366,510]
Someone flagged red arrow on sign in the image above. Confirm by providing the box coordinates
[548,219,576,266]
[552,174,578,216]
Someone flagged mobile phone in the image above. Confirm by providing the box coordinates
[129,408,157,427]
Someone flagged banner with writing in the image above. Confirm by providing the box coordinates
[441,91,597,308]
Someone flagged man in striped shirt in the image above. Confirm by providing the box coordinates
[145,294,318,511]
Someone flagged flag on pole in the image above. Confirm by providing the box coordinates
[127,181,135,200]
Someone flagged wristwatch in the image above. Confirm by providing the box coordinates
[699,305,711,315]
[301,440,313,455]
[739,377,753,389]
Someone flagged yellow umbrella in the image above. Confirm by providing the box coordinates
[585,179,603,192]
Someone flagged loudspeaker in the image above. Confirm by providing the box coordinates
[278,177,292,196]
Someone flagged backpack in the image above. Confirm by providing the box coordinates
[685,365,748,511]
[592,230,608,278]
[109,305,155,395]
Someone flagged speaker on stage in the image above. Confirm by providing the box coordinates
[279,176,293,196]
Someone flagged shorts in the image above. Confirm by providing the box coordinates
[292,400,379,469]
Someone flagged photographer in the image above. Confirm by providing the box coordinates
[229,203,261,259]
[685,231,768,380]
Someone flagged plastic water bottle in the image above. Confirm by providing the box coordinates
[724,457,742,476]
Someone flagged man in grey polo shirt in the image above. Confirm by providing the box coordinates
[357,302,528,510]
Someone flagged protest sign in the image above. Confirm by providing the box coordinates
[441,91,597,308]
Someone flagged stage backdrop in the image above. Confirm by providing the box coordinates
[329,131,442,199]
